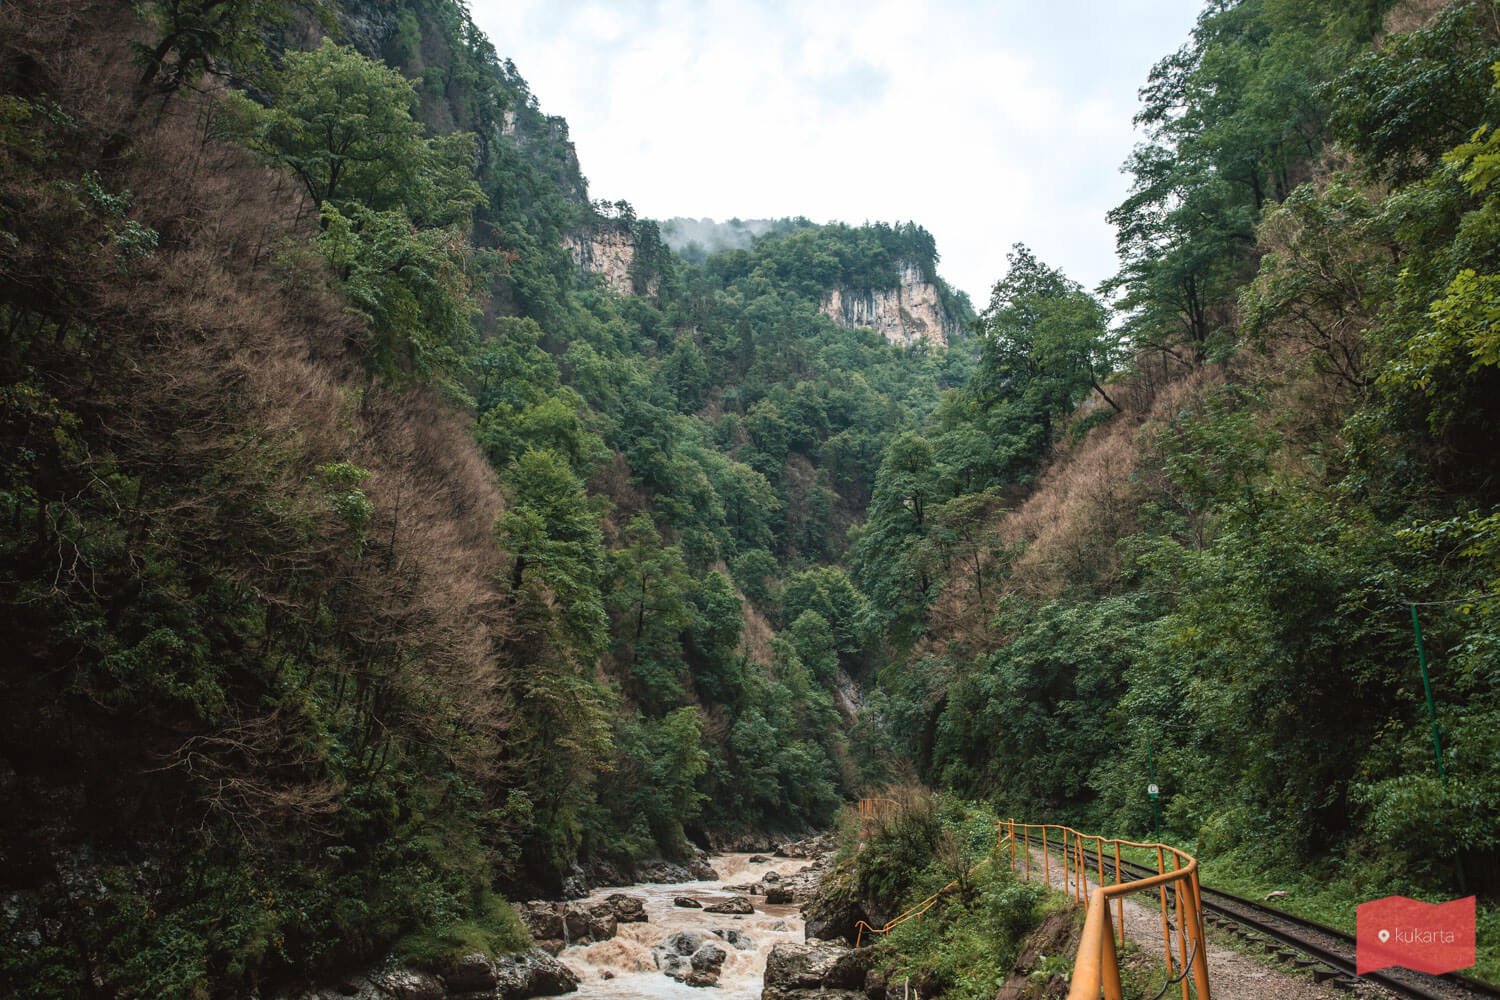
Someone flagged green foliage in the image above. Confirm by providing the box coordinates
[393,890,530,970]
[135,0,314,92]
[231,38,484,224]
[316,202,481,383]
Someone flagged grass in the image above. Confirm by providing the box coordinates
[392,891,531,971]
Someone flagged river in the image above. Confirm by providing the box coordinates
[559,852,813,999]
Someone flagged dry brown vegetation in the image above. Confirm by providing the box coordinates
[1,0,523,837]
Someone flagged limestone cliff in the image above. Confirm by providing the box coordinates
[819,260,960,348]
[567,222,660,298]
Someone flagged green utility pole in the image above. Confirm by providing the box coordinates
[1409,604,1465,890]
[1409,604,1446,781]
[1146,733,1160,838]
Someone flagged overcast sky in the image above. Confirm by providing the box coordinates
[468,1,1206,307]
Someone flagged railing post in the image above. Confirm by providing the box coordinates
[1113,841,1124,948]
[1186,868,1212,1000]
[1042,827,1050,887]
[1173,853,1190,1000]
[1157,846,1172,986]
[1101,901,1125,1000]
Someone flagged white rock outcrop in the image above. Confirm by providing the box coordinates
[566,228,657,298]
[819,260,958,348]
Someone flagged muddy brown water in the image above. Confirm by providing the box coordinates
[560,852,811,999]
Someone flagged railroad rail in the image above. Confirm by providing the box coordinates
[1013,827,1499,1000]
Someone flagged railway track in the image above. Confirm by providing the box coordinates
[1012,831,1498,1000]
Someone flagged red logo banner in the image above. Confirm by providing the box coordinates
[1356,895,1476,976]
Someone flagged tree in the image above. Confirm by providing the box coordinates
[608,515,693,712]
[136,0,311,93]
[495,449,607,655]
[231,38,483,225]
[316,202,481,381]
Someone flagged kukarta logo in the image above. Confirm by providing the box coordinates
[1355,895,1476,976]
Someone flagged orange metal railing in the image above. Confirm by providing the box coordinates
[850,801,1013,948]
[1002,821,1211,1000]
[853,880,958,947]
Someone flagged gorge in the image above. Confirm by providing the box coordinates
[4,0,1500,996]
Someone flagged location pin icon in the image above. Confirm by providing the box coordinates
[1378,929,1391,943]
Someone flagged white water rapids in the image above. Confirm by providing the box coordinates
[560,852,811,999]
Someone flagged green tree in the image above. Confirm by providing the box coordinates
[608,515,694,712]
[232,38,483,225]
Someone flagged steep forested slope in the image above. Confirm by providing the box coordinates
[859,0,1500,939]
[9,0,1499,995]
[0,0,971,995]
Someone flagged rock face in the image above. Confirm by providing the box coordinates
[819,260,960,348]
[566,224,658,298]
[993,910,1077,1000]
[761,940,874,1000]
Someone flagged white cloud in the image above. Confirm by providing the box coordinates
[472,0,1204,304]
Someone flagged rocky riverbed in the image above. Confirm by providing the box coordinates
[557,842,833,998]
[273,836,837,1000]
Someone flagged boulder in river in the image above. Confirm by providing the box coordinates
[603,893,648,923]
[685,941,728,985]
[703,894,754,914]
[710,927,755,950]
[652,930,728,986]
[762,940,873,1000]
[564,901,618,943]
[764,885,794,905]
[674,895,703,908]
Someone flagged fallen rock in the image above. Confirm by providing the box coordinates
[763,871,781,882]
[686,857,719,881]
[994,911,1077,1000]
[654,929,706,970]
[764,885,794,905]
[762,940,874,1000]
[636,859,694,883]
[703,895,754,915]
[674,896,703,908]
[748,855,773,864]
